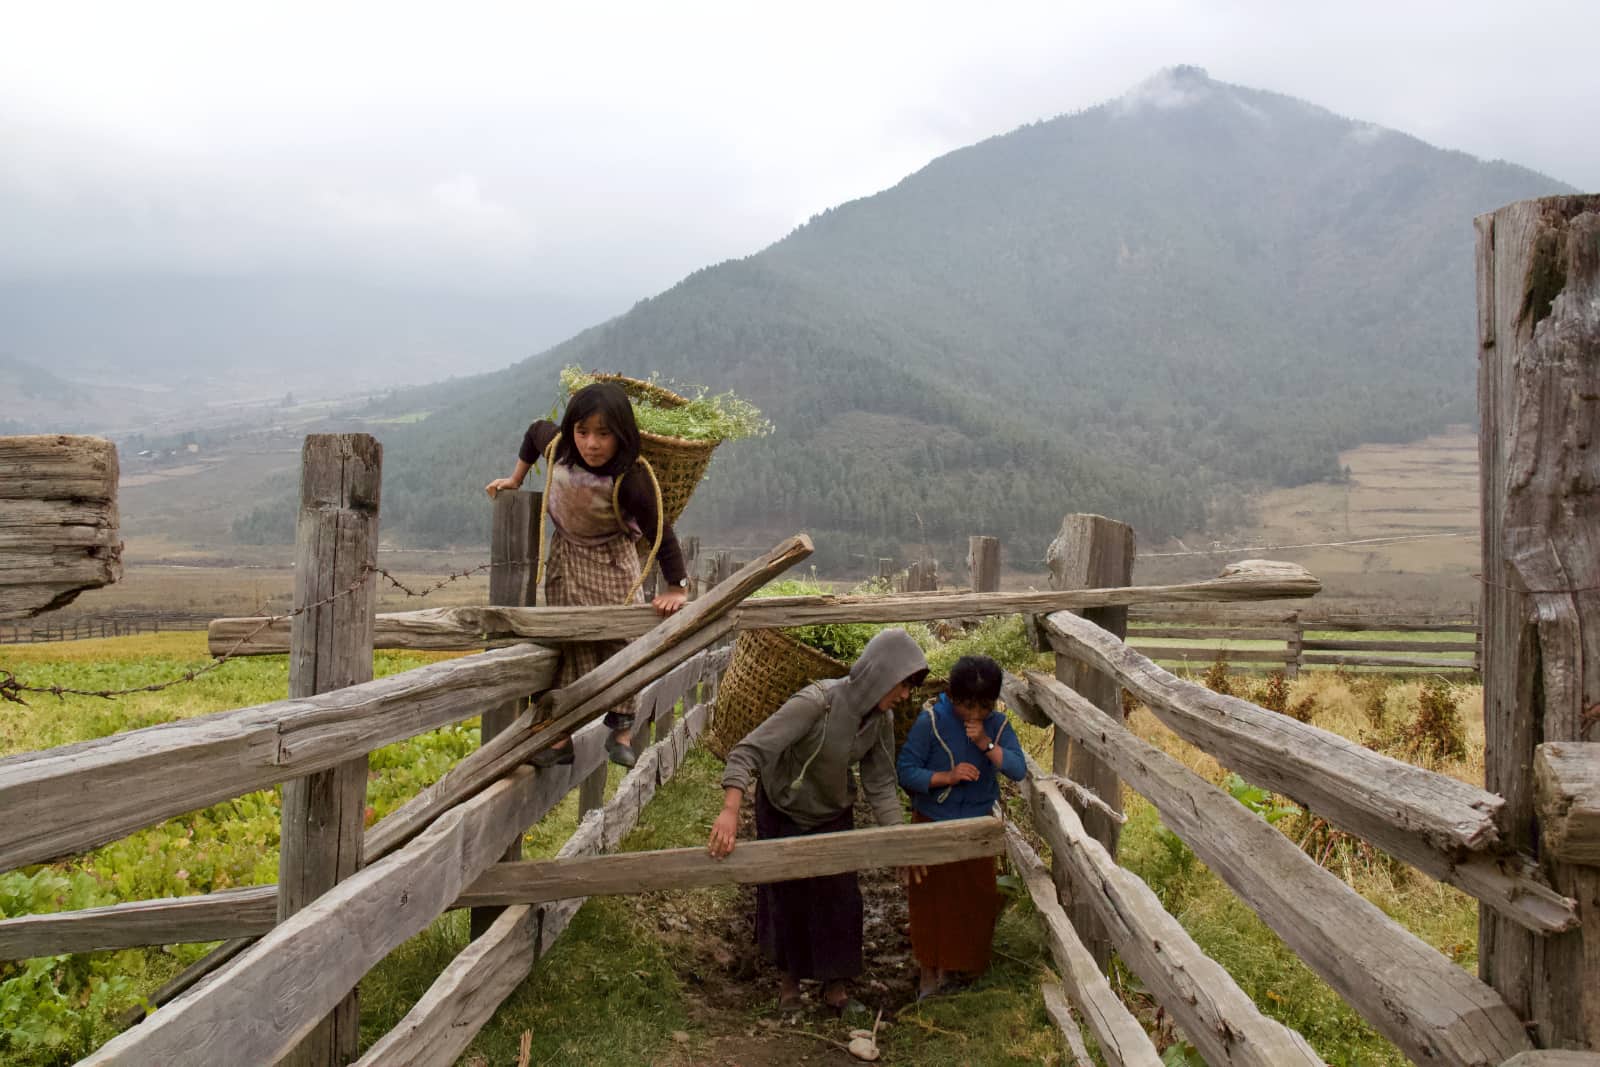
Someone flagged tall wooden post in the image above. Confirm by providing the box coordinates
[968,535,1001,593]
[471,489,541,939]
[279,433,380,1067]
[1476,194,1600,1050]
[1046,513,1135,966]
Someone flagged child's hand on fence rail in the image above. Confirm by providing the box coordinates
[708,788,742,858]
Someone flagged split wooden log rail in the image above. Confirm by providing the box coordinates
[1026,673,1531,1065]
[206,559,1323,655]
[1021,758,1326,1066]
[1038,608,1577,935]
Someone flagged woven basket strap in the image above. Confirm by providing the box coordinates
[927,707,954,804]
[612,456,664,604]
[533,438,559,596]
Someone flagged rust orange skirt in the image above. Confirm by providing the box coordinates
[907,812,1000,973]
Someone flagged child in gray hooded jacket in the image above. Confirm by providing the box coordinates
[707,628,928,1012]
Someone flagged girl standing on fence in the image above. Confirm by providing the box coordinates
[485,382,689,768]
[896,654,1024,999]
[707,628,929,1013]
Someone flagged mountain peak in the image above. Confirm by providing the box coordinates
[1116,65,1216,113]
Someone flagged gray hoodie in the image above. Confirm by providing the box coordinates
[722,628,929,830]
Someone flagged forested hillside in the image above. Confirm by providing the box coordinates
[237,67,1570,568]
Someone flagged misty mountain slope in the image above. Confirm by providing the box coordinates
[313,67,1569,564]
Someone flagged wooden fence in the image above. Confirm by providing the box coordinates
[990,521,1592,1066]
[0,509,1593,1063]
[0,434,1342,1065]
[1,610,216,644]
[1125,608,1482,676]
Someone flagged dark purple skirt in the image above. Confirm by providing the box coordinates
[754,786,862,981]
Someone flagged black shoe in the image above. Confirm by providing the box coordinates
[532,741,575,769]
[606,733,638,769]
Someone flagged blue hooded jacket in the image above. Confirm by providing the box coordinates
[897,692,1026,821]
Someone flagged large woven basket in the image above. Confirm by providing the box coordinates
[703,628,848,759]
[704,626,948,759]
[591,372,719,529]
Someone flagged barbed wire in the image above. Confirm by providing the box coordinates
[0,557,531,706]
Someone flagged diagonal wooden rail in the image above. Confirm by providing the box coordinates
[1038,609,1577,934]
[1027,671,1532,1066]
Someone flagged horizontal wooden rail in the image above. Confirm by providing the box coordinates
[1003,821,1162,1067]
[1304,615,1480,633]
[463,818,1002,906]
[1130,645,1295,663]
[1301,638,1477,653]
[1029,673,1532,1067]
[208,559,1321,655]
[1300,653,1478,669]
[1040,610,1577,933]
[1127,626,1298,641]
[1024,768,1322,1066]
[355,697,717,1067]
[0,644,559,873]
[3,650,728,962]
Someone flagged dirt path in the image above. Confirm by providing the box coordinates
[638,800,922,1067]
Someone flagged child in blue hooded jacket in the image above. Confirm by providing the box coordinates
[896,654,1025,998]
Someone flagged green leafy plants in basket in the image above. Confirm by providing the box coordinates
[559,365,772,443]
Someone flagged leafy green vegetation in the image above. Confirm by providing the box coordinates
[558,365,772,443]
[751,576,899,662]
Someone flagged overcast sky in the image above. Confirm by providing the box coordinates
[3,0,1595,309]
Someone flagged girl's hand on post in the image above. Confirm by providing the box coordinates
[484,477,520,499]
[900,865,927,886]
[653,588,688,616]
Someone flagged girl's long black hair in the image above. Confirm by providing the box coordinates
[555,382,641,478]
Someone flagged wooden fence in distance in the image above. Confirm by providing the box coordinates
[1125,608,1481,676]
[1,610,216,644]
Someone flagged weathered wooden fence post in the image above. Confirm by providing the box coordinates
[0,435,122,621]
[1476,193,1600,1049]
[968,535,1001,593]
[1284,611,1303,679]
[279,433,381,1066]
[472,489,541,938]
[1046,513,1135,967]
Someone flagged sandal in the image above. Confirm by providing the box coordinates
[531,740,575,769]
[606,731,638,769]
